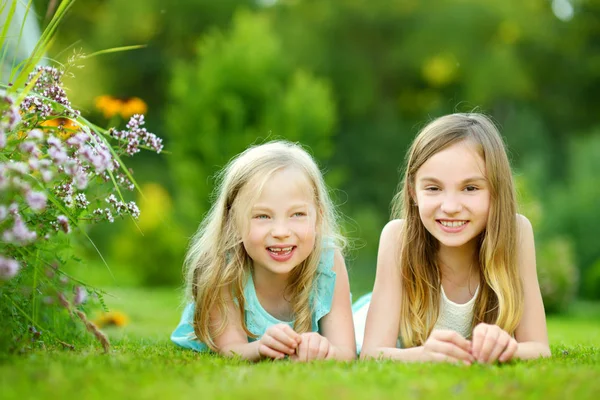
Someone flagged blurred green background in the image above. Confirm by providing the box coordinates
[29,0,600,312]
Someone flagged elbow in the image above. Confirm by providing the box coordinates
[541,345,552,358]
[359,347,377,361]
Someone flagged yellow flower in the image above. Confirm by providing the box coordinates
[94,311,130,328]
[95,95,123,119]
[95,95,147,119]
[40,118,79,140]
[120,97,147,119]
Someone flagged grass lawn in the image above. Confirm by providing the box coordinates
[1,287,599,399]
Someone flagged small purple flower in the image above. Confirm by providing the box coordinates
[7,161,29,175]
[48,144,68,165]
[73,286,88,305]
[27,129,44,141]
[127,202,140,219]
[0,132,6,149]
[26,190,47,211]
[20,141,41,157]
[0,94,21,135]
[41,169,53,183]
[0,205,7,222]
[74,193,90,209]
[0,164,7,190]
[0,256,21,280]
[56,215,71,233]
[3,215,37,244]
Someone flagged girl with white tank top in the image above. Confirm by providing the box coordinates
[356,113,550,364]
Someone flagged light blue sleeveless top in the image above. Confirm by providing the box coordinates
[171,246,337,352]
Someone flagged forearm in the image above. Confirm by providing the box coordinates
[514,341,551,360]
[329,344,357,361]
[360,346,426,362]
[219,340,263,362]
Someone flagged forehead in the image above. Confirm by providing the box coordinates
[246,167,315,206]
[416,141,486,181]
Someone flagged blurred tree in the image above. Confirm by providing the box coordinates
[38,0,600,294]
[165,10,337,227]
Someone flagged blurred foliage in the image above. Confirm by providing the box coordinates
[537,237,579,314]
[31,0,600,308]
[110,183,187,286]
[583,259,600,300]
[166,10,337,225]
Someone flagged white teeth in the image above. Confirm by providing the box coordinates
[268,246,293,253]
[440,220,466,228]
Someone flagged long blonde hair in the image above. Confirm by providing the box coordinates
[184,141,345,350]
[391,113,523,347]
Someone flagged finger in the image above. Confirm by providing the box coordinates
[298,337,309,363]
[317,337,329,360]
[471,324,488,359]
[499,338,518,363]
[325,344,336,360]
[270,326,300,349]
[429,351,462,364]
[434,330,474,359]
[279,324,302,345]
[487,336,510,364]
[258,343,286,360]
[430,341,474,364]
[478,330,500,363]
[307,335,321,361]
[262,334,296,355]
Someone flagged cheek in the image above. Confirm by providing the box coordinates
[294,219,317,240]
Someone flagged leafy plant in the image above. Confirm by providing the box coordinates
[0,0,163,353]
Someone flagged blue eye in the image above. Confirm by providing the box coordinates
[425,186,440,192]
[292,212,307,217]
[253,214,269,219]
[464,185,478,192]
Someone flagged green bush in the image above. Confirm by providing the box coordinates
[165,10,338,230]
[582,259,600,300]
[537,237,578,314]
[110,183,186,287]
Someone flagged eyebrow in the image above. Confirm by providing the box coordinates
[418,176,487,184]
[251,203,309,211]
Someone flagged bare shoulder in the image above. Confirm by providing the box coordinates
[515,213,536,274]
[516,213,535,240]
[332,248,349,275]
[376,219,404,274]
[516,213,533,230]
[380,219,404,243]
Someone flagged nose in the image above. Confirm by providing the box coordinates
[440,192,462,214]
[271,219,291,238]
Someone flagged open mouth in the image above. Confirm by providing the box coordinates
[267,246,295,256]
[438,220,467,228]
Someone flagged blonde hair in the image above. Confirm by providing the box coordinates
[184,141,345,350]
[391,113,523,347]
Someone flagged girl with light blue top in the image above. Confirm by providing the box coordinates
[171,141,356,362]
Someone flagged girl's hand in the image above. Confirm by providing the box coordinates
[422,329,475,365]
[471,323,518,364]
[258,324,301,360]
[290,332,332,362]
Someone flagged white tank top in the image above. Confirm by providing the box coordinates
[432,284,479,339]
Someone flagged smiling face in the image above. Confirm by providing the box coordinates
[240,167,318,279]
[413,140,490,250]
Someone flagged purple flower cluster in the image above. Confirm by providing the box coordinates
[0,255,20,280]
[20,66,80,123]
[109,114,163,155]
[1,65,165,290]
[0,94,21,147]
[2,204,37,244]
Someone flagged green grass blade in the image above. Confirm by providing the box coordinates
[82,44,147,59]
